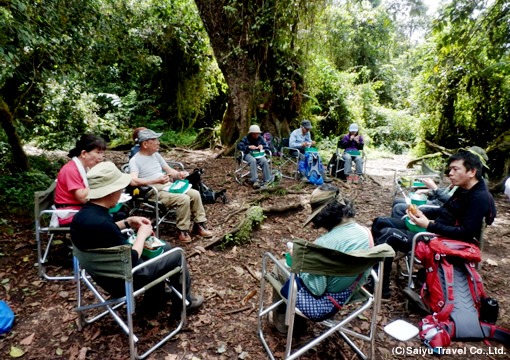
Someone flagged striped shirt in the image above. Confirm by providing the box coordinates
[300,221,371,296]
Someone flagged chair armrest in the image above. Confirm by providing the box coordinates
[166,161,184,171]
[281,147,299,158]
[131,246,185,275]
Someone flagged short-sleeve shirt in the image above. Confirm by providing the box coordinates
[55,161,86,225]
[129,152,166,180]
[505,177,510,200]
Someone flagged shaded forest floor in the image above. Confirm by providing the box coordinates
[1,149,509,360]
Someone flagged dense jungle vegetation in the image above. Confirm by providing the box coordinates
[0,0,509,214]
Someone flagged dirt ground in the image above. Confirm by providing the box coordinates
[0,149,509,360]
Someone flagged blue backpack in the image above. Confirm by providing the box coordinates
[305,152,324,185]
[0,301,14,334]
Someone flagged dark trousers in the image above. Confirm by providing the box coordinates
[93,243,192,308]
[372,217,417,292]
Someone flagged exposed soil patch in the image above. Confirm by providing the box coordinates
[0,150,509,359]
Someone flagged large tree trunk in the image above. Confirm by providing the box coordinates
[0,97,30,172]
[194,0,304,145]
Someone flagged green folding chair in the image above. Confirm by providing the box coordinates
[257,239,395,360]
[72,244,187,360]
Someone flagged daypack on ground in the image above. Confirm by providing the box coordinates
[327,152,346,180]
[262,132,281,157]
[415,237,510,348]
[304,152,324,185]
[186,168,228,204]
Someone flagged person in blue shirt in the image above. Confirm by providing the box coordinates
[289,120,330,183]
[236,125,271,189]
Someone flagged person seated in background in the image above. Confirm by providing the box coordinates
[129,127,147,159]
[54,134,106,225]
[340,123,364,184]
[289,120,330,183]
[71,162,203,314]
[237,125,271,189]
[391,178,457,218]
[271,184,372,333]
[371,151,497,298]
[129,129,212,243]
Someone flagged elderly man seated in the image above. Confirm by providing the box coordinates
[71,162,203,314]
[289,120,330,183]
[129,129,212,243]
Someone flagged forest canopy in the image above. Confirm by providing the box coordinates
[1,0,509,181]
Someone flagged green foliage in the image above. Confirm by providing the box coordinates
[221,206,266,248]
[159,129,197,147]
[0,171,53,216]
[412,0,510,152]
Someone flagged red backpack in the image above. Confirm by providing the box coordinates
[415,237,510,348]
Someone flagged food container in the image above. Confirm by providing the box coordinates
[409,192,427,206]
[251,151,266,158]
[285,252,293,267]
[108,202,123,214]
[405,217,426,233]
[304,147,318,152]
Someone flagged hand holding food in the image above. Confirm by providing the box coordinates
[408,204,418,216]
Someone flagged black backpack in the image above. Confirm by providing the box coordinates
[327,152,346,180]
[186,169,228,204]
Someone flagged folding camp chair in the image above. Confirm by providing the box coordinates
[392,166,444,202]
[329,140,367,181]
[126,161,185,238]
[257,239,395,360]
[234,146,272,184]
[72,244,187,360]
[35,181,78,280]
[277,138,300,180]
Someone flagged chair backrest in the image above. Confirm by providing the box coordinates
[34,181,57,217]
[73,245,133,282]
[290,239,395,276]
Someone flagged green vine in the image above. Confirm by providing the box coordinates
[220,206,266,248]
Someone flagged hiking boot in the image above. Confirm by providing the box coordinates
[177,230,192,243]
[252,181,260,189]
[347,175,353,182]
[193,223,213,238]
[353,175,360,184]
[187,294,204,312]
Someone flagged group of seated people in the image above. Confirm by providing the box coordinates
[53,126,497,324]
[237,120,364,187]
[271,149,497,333]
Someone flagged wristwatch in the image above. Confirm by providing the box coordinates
[124,219,130,229]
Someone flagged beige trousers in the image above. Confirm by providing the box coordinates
[151,184,207,231]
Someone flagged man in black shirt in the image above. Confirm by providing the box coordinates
[371,151,496,297]
[71,161,203,313]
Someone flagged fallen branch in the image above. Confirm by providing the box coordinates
[366,174,382,186]
[262,201,305,213]
[223,306,251,315]
[214,144,235,159]
[225,206,249,222]
[172,147,194,153]
[243,264,260,281]
[241,289,257,306]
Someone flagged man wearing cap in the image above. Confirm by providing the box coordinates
[340,123,364,183]
[237,125,271,189]
[289,120,316,153]
[289,120,330,183]
[129,129,212,243]
[71,162,203,314]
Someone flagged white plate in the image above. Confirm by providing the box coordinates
[119,193,132,203]
[384,319,419,341]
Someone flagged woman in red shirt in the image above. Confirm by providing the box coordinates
[54,134,107,225]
